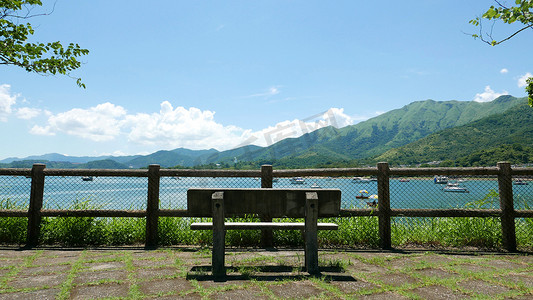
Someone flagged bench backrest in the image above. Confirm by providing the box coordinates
[187,188,341,218]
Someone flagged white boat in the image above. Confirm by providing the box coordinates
[434,176,448,184]
[81,176,93,182]
[290,177,305,184]
[352,177,371,183]
[443,183,469,193]
[514,179,529,185]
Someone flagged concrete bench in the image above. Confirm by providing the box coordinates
[187,188,341,279]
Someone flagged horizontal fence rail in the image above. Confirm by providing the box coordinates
[0,163,532,250]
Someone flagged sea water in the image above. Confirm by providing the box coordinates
[1,176,532,211]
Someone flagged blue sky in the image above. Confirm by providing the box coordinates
[1,0,532,160]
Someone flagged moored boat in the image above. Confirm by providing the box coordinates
[434,176,448,184]
[514,179,529,185]
[81,176,93,182]
[443,183,469,193]
[290,177,305,184]
[353,177,371,183]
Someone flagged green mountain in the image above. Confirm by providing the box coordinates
[125,145,263,168]
[3,96,527,169]
[448,144,533,167]
[229,96,525,166]
[374,101,533,166]
[126,148,218,168]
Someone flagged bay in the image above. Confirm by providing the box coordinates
[1,176,532,211]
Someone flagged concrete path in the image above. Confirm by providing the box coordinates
[0,247,531,299]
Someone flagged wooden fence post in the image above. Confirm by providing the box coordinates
[377,162,391,249]
[304,192,319,274]
[146,164,160,248]
[26,163,46,248]
[212,191,226,279]
[260,164,274,247]
[497,162,516,252]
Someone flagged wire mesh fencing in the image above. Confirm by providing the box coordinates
[0,175,31,244]
[0,175,31,209]
[158,175,261,245]
[0,165,532,249]
[43,176,148,210]
[389,175,508,248]
[513,175,533,247]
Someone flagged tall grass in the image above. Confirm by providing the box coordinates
[0,198,27,244]
[0,192,531,249]
[40,197,107,246]
[516,198,533,247]
[391,190,503,248]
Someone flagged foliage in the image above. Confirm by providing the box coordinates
[470,1,533,106]
[40,197,107,246]
[527,77,533,107]
[0,198,27,244]
[0,0,89,87]
[0,194,531,248]
[470,0,533,46]
[451,144,533,167]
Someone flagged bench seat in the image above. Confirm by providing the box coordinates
[187,188,342,279]
[190,222,339,231]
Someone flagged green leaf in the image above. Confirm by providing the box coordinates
[1,1,89,88]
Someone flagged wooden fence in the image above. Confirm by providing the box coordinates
[0,162,532,251]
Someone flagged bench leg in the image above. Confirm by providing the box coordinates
[212,192,226,279]
[305,192,319,275]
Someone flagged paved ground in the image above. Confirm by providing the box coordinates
[0,246,531,299]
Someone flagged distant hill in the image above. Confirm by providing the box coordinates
[1,96,527,168]
[125,148,219,168]
[0,159,129,169]
[374,101,533,166]
[0,153,141,165]
[229,95,526,167]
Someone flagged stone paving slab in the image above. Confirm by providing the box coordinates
[0,247,531,299]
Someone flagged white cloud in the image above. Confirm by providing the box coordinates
[233,108,354,148]
[27,99,357,153]
[31,102,127,141]
[473,86,509,103]
[500,68,509,74]
[246,86,281,98]
[29,125,55,136]
[16,107,41,120]
[518,72,532,88]
[0,84,18,122]
[123,101,251,150]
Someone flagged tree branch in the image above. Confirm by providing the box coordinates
[0,1,56,20]
[490,23,533,45]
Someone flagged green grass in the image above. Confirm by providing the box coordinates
[0,195,532,249]
[0,198,28,244]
